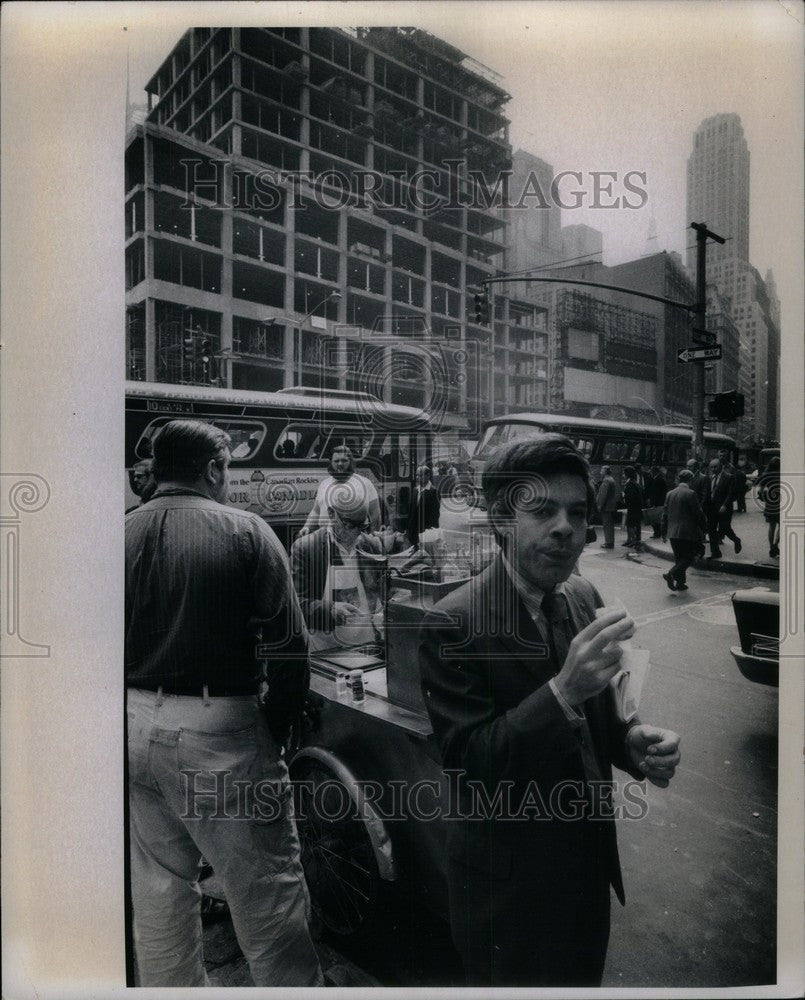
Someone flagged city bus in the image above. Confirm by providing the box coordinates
[125,381,432,549]
[470,412,737,499]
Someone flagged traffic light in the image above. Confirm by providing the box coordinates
[473,290,490,325]
[708,390,745,422]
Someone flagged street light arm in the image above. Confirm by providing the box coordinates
[297,290,341,328]
[629,396,663,427]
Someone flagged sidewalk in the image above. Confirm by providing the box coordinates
[636,506,778,580]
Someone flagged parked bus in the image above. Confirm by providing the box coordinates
[125,381,432,549]
[470,413,737,500]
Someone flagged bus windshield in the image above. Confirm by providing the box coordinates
[475,422,546,459]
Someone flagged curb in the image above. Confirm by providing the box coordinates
[640,539,779,580]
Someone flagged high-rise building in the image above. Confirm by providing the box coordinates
[704,282,742,433]
[501,150,563,280]
[529,259,662,423]
[125,26,544,437]
[685,113,779,442]
[560,224,603,266]
[707,257,780,441]
[686,113,750,271]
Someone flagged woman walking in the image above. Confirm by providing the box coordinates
[758,456,781,558]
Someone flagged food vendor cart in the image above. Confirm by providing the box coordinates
[289,525,495,939]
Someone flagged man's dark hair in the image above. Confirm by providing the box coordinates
[624,465,636,479]
[483,434,595,543]
[151,420,230,482]
[678,469,693,483]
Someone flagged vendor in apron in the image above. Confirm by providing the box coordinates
[290,488,386,653]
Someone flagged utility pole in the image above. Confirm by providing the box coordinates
[690,222,725,458]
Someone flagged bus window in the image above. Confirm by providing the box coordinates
[217,421,266,460]
[475,424,507,458]
[661,441,689,465]
[135,417,266,462]
[476,423,544,459]
[416,432,429,471]
[398,439,412,479]
[640,442,658,465]
[623,440,640,462]
[602,440,625,462]
[319,427,373,461]
[572,437,594,459]
[507,423,545,444]
[374,433,395,480]
[274,423,325,461]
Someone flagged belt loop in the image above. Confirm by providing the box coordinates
[202,683,210,706]
[156,685,164,708]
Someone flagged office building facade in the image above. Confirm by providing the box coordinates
[125,26,545,436]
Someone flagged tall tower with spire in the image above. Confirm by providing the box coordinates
[685,113,750,271]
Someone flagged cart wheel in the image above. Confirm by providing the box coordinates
[291,757,382,940]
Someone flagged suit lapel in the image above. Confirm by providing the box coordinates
[480,554,554,680]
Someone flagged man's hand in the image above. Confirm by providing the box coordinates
[297,525,311,537]
[553,609,635,706]
[626,725,681,787]
[331,601,359,625]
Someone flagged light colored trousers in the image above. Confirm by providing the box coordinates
[127,687,322,987]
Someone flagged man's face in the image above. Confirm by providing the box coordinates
[500,472,588,591]
[332,450,351,475]
[133,467,150,492]
[210,452,231,503]
[331,508,366,545]
[709,460,720,475]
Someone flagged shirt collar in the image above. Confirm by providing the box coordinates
[501,552,565,621]
[327,525,357,557]
[150,487,212,500]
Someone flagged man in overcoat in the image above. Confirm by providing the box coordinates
[418,434,681,986]
[660,469,708,591]
[595,465,618,548]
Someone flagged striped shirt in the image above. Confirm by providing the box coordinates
[125,488,305,693]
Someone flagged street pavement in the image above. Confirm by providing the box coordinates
[582,529,778,988]
[198,507,779,988]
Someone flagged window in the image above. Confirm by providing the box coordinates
[602,439,641,462]
[274,423,373,462]
[135,418,266,462]
[572,437,594,459]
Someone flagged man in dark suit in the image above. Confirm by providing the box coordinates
[660,469,707,591]
[407,464,440,547]
[418,435,681,986]
[705,456,741,558]
[647,465,669,537]
[622,465,644,550]
[596,465,618,548]
[686,459,709,557]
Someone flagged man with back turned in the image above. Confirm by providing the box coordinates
[125,419,321,988]
[419,435,681,986]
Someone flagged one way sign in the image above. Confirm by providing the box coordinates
[677,345,722,363]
